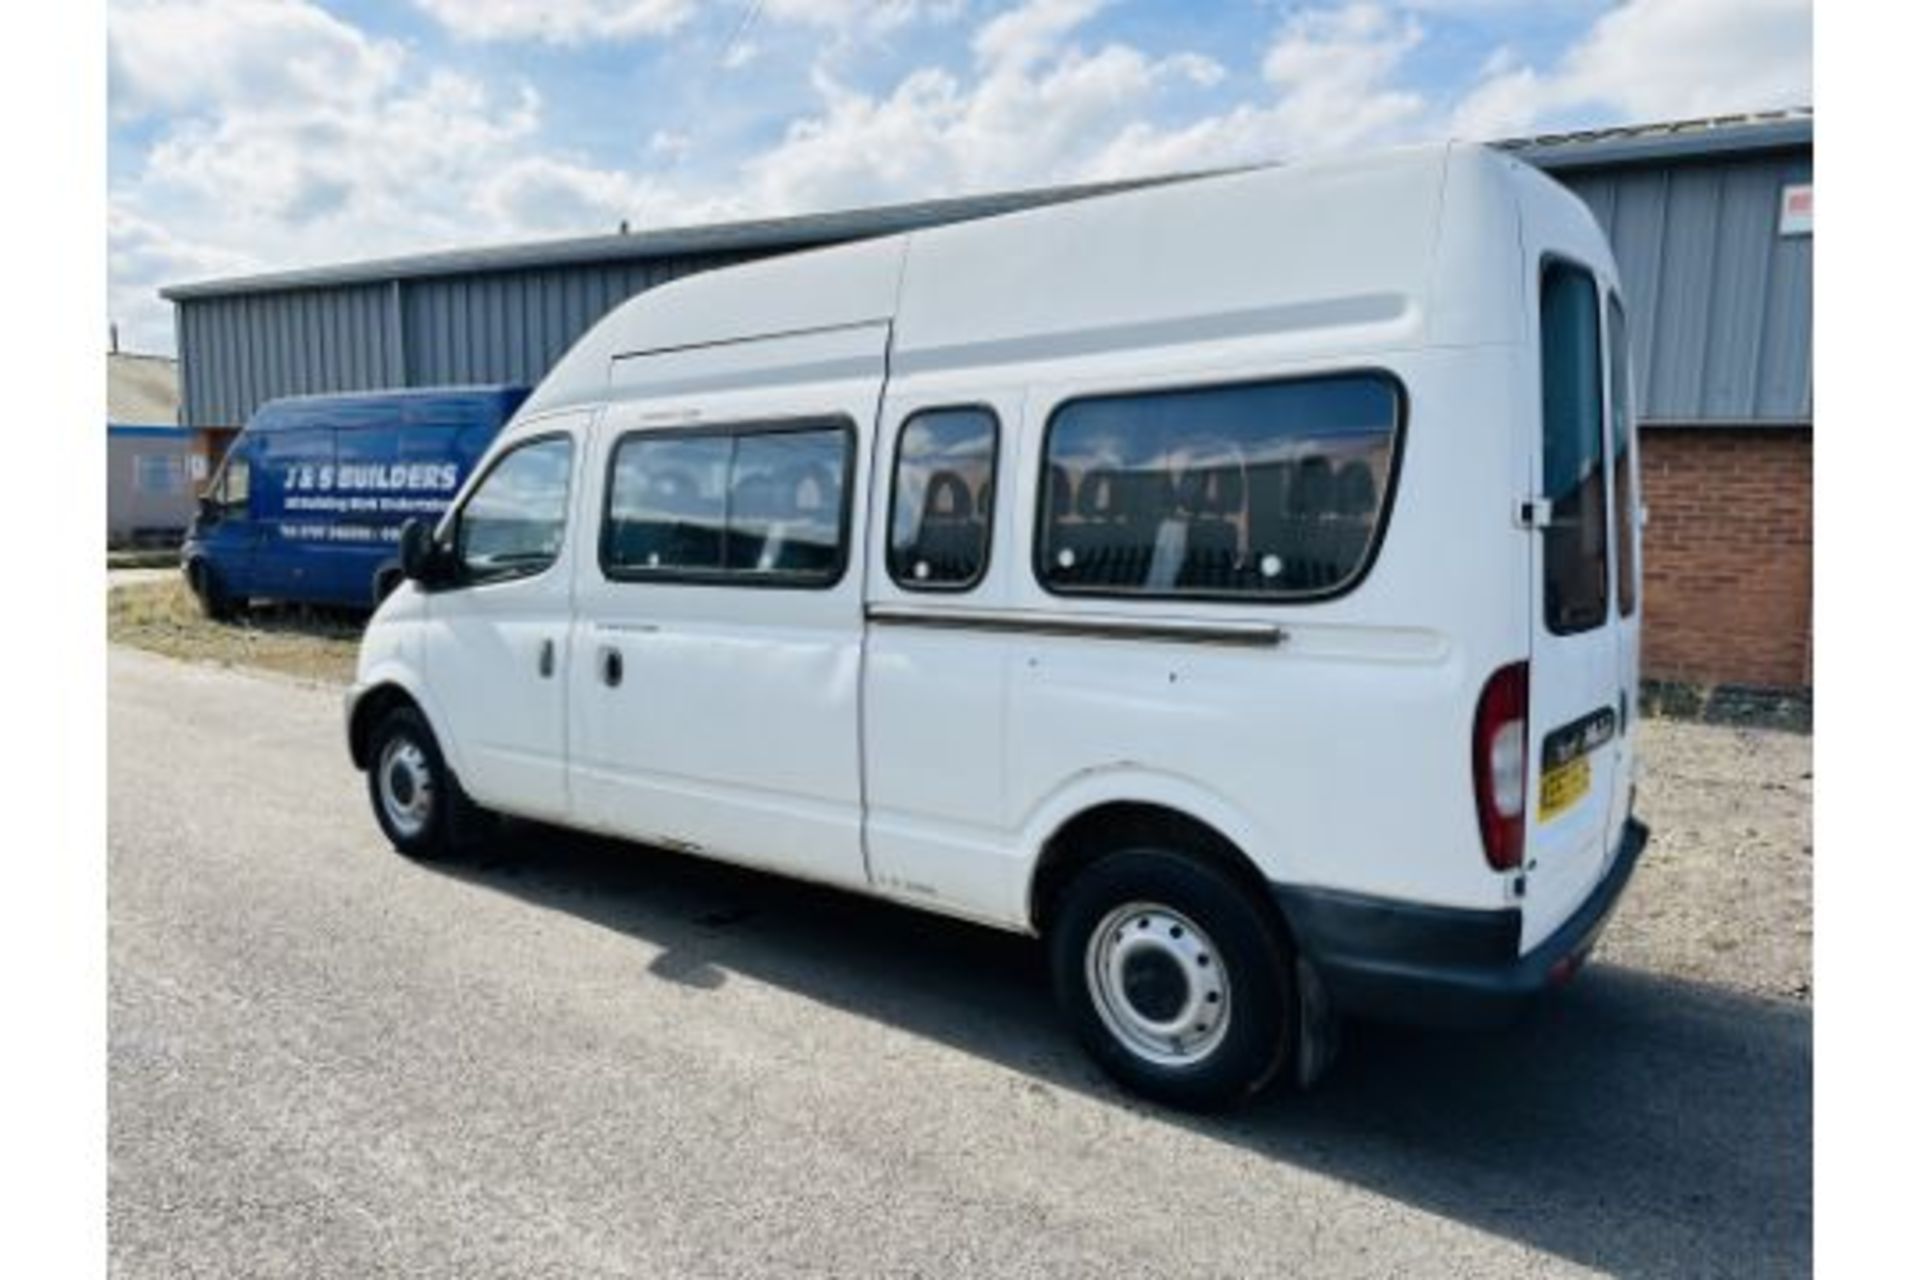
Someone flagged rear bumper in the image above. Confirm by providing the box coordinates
[1272,818,1649,1028]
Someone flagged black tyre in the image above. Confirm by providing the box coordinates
[187,560,236,622]
[364,705,484,861]
[1049,847,1296,1110]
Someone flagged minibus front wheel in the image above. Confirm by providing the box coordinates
[1048,847,1297,1110]
[364,704,487,861]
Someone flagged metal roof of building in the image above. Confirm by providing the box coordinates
[106,351,179,426]
[1498,107,1811,172]
[161,110,1812,304]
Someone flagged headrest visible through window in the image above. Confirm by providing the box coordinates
[923,470,973,521]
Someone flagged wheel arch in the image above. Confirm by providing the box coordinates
[1026,792,1284,939]
[347,681,421,770]
[346,668,466,785]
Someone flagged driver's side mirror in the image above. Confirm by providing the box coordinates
[398,517,455,588]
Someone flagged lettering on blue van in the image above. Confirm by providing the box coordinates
[185,385,530,608]
[284,462,463,494]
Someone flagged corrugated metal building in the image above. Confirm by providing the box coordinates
[161,111,1814,687]
[1502,114,1813,427]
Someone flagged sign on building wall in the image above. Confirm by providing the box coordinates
[1779,183,1812,236]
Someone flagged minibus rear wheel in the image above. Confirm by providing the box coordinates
[365,705,483,861]
[1049,847,1296,1110]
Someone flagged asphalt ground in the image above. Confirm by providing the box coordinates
[108,646,1811,1277]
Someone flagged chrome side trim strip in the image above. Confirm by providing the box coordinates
[864,604,1285,648]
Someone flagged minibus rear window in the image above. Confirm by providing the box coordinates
[1540,260,1609,635]
[1036,373,1402,601]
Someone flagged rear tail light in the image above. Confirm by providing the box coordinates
[1473,661,1530,872]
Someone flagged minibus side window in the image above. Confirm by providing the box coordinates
[888,407,998,590]
[1036,373,1401,600]
[1539,260,1609,634]
[727,429,847,579]
[1608,293,1638,617]
[605,435,730,573]
[453,435,574,584]
[602,421,853,588]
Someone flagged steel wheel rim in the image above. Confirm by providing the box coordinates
[1085,901,1231,1067]
[377,735,435,839]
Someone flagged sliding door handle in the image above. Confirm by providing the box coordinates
[600,645,623,688]
[537,638,555,678]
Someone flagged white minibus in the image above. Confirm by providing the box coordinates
[348,141,1649,1109]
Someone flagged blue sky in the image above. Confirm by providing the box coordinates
[108,0,1811,352]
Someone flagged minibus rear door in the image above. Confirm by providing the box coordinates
[1522,257,1622,952]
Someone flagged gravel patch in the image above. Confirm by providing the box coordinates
[1598,715,1813,1003]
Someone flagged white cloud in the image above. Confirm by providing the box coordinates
[110,0,402,116]
[721,0,1422,214]
[107,205,252,352]
[105,0,1438,351]
[1258,2,1425,144]
[408,0,962,46]
[973,0,1105,71]
[139,71,542,228]
[474,157,654,231]
[408,0,695,45]
[729,0,1220,212]
[1082,2,1425,178]
[108,0,563,348]
[1165,51,1227,90]
[649,128,693,157]
[761,0,967,33]
[108,0,1809,354]
[1451,0,1812,138]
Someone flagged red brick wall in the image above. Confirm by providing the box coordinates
[1638,427,1812,689]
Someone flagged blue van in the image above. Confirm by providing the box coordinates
[183,385,528,616]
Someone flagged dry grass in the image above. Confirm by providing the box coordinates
[107,578,361,686]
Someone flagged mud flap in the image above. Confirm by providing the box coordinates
[1294,953,1341,1089]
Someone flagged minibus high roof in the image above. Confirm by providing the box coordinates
[520,142,1593,418]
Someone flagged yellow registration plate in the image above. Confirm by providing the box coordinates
[1539,755,1592,822]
